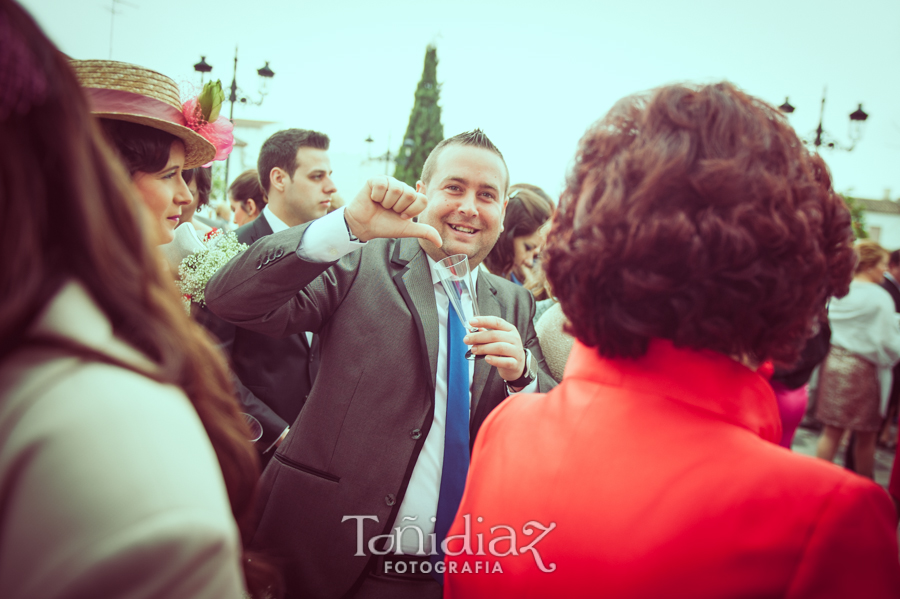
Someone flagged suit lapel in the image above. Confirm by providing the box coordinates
[391,239,439,386]
[252,215,274,242]
[471,272,501,415]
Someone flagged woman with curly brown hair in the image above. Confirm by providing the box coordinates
[815,240,900,478]
[0,3,276,598]
[444,82,900,597]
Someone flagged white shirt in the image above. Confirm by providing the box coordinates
[829,280,900,415]
[297,208,537,553]
[261,205,289,234]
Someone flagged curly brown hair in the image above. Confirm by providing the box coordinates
[544,82,856,364]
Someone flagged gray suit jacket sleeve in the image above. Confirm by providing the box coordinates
[205,224,357,337]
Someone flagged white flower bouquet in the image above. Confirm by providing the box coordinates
[162,224,248,308]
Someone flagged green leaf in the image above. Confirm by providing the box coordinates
[198,80,226,123]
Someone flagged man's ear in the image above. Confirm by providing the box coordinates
[499,198,508,232]
[269,168,285,193]
[416,180,426,194]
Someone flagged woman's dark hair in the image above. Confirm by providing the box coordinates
[99,118,177,175]
[545,82,856,365]
[0,2,278,596]
[183,166,212,207]
[483,184,554,278]
[229,168,267,208]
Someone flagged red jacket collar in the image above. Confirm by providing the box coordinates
[564,339,782,444]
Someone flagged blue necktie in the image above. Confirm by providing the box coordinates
[431,302,470,583]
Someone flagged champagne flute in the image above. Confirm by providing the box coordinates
[434,254,483,361]
[241,412,264,443]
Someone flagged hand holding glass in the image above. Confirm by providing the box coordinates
[434,253,483,360]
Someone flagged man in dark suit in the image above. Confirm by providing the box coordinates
[208,129,336,455]
[206,130,555,599]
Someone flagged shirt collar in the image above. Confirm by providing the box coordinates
[261,206,290,233]
[564,338,781,443]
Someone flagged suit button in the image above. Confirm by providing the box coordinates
[274,247,284,258]
[410,429,422,440]
[385,494,396,506]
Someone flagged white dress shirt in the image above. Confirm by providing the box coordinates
[297,208,537,554]
[261,205,289,234]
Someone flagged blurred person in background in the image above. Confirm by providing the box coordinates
[327,191,345,213]
[815,240,900,479]
[213,201,235,229]
[180,166,214,236]
[482,183,553,286]
[0,3,276,597]
[878,248,900,449]
[768,310,832,449]
[228,168,266,227]
[445,82,900,598]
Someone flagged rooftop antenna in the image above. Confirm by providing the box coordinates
[103,0,138,59]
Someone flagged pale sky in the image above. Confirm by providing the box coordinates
[21,0,900,201]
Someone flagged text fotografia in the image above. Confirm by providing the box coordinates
[382,558,503,575]
[342,514,557,572]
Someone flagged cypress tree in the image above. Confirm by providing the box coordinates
[393,45,444,186]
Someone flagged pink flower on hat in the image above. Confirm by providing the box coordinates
[183,80,234,166]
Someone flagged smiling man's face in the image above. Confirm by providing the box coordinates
[416,144,508,267]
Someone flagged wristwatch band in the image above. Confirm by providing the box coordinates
[506,348,536,390]
[343,210,359,242]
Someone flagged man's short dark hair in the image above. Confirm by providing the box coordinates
[257,129,329,194]
[420,129,509,191]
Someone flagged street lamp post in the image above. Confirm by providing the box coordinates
[366,136,397,175]
[778,89,869,152]
[193,49,275,187]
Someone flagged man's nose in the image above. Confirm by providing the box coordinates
[324,176,337,194]
[457,190,478,216]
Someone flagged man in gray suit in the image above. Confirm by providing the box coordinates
[206,130,555,599]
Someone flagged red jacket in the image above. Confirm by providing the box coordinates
[445,340,900,598]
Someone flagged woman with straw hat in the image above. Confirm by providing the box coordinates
[0,2,277,598]
[71,59,233,245]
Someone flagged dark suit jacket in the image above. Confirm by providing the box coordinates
[205,224,555,599]
[881,275,900,313]
[881,275,900,407]
[197,216,317,450]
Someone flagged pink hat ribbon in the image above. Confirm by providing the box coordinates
[85,87,186,125]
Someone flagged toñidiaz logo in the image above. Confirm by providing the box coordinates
[342,514,557,574]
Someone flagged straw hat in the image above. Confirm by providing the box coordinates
[71,60,216,168]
